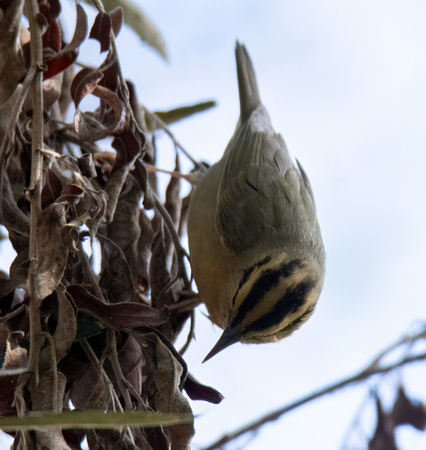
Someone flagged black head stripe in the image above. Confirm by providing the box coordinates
[231,256,272,306]
[243,279,315,333]
[231,258,302,327]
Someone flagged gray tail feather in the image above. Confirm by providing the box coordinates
[235,42,261,122]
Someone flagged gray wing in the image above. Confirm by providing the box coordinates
[215,107,317,255]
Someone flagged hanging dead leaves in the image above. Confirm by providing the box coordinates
[0,1,219,449]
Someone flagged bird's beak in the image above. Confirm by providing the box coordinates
[202,328,241,363]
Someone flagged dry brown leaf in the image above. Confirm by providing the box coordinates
[137,209,155,292]
[118,334,143,394]
[53,287,77,362]
[89,12,112,53]
[35,204,68,301]
[141,333,194,450]
[0,0,25,104]
[67,285,169,329]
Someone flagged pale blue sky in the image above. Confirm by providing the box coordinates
[1,1,426,448]
[126,1,426,448]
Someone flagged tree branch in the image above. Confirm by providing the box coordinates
[203,330,426,450]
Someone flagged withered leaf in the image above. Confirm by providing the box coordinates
[77,153,97,179]
[67,285,169,329]
[110,7,124,37]
[40,0,62,53]
[74,85,127,142]
[89,12,112,53]
[44,51,78,80]
[35,204,68,301]
[43,4,88,80]
[71,68,104,108]
[118,334,143,394]
[41,169,63,209]
[391,386,426,431]
[165,154,181,228]
[149,220,173,311]
[0,0,26,104]
[9,247,29,290]
[369,396,397,450]
[81,0,168,59]
[69,362,110,410]
[72,174,107,238]
[3,331,28,369]
[100,175,142,303]
[53,287,77,362]
[103,129,143,222]
[183,373,224,405]
[56,184,84,205]
[140,332,194,449]
[111,127,143,171]
[137,209,155,292]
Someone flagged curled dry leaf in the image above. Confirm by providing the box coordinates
[183,373,224,405]
[89,12,112,53]
[104,129,144,222]
[33,180,85,300]
[74,85,127,142]
[72,173,108,238]
[81,0,168,59]
[41,169,63,209]
[71,68,104,108]
[391,386,426,431]
[53,287,77,362]
[3,331,28,369]
[369,396,397,450]
[0,0,26,104]
[164,155,182,266]
[77,153,97,179]
[118,334,143,395]
[149,219,174,311]
[110,7,124,37]
[0,174,30,239]
[100,175,142,303]
[140,332,194,449]
[67,285,169,330]
[99,231,136,304]
[43,4,88,80]
[137,209,155,292]
[69,362,110,411]
[34,203,68,301]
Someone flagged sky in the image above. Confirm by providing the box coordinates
[1,0,426,448]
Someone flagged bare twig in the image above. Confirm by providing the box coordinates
[203,332,426,450]
[141,105,202,168]
[25,0,45,388]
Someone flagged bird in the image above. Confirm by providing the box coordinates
[187,42,326,362]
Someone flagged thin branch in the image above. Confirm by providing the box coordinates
[141,105,201,168]
[203,336,426,450]
[25,0,44,388]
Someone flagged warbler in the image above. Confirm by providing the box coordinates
[187,42,325,362]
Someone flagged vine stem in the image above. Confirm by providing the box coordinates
[25,0,44,388]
